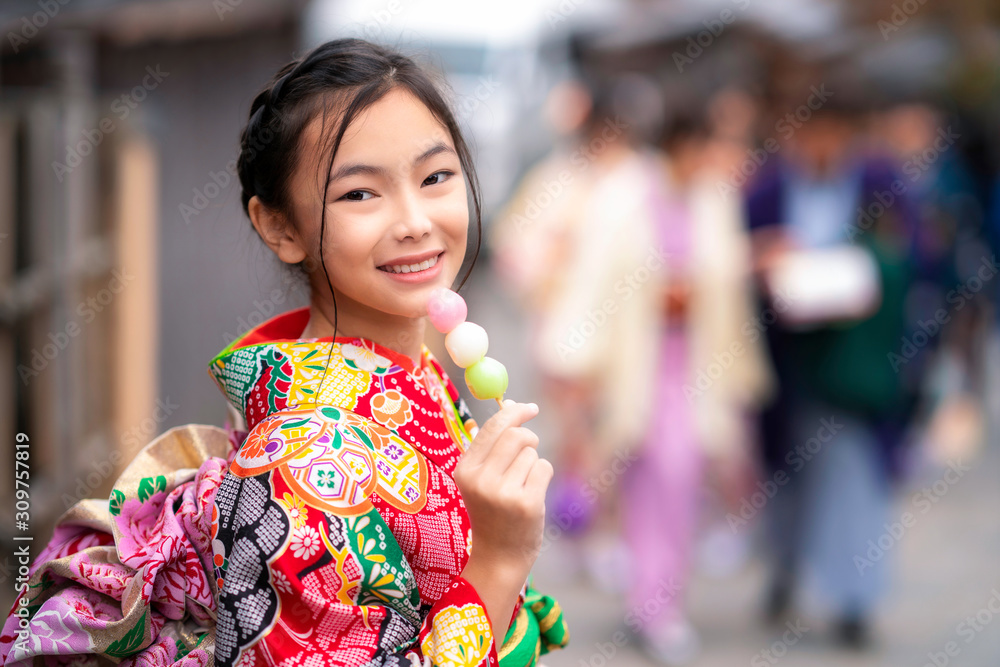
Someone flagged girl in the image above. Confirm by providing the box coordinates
[1,39,568,666]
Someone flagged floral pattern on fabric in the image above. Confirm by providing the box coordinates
[206,326,499,666]
[0,425,229,666]
[0,306,568,666]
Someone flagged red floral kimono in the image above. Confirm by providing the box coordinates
[0,306,567,666]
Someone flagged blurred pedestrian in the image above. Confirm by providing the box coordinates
[621,112,773,664]
[745,94,919,649]
[491,75,663,590]
[877,103,991,466]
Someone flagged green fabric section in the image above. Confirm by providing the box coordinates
[790,238,911,417]
[498,582,570,667]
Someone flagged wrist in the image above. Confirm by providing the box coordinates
[460,556,526,646]
[461,549,529,592]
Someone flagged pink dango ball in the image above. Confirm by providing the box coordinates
[445,322,489,368]
[427,288,468,333]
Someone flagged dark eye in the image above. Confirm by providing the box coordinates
[340,190,374,202]
[423,170,454,186]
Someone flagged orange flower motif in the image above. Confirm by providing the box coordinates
[370,390,413,429]
[239,429,272,460]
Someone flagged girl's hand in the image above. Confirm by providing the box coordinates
[454,400,553,640]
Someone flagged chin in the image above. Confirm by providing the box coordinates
[379,293,436,321]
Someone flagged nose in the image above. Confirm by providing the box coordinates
[393,189,433,241]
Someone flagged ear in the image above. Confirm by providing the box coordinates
[248,196,308,265]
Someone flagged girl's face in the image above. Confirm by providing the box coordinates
[286,87,469,321]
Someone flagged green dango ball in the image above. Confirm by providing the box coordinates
[464,357,508,400]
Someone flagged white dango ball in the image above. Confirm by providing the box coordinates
[445,322,489,368]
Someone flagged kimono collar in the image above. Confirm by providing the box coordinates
[206,306,430,428]
[212,306,422,371]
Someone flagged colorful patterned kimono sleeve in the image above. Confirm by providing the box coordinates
[419,577,499,666]
[210,403,500,667]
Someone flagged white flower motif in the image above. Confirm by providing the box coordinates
[9,608,81,658]
[341,343,391,372]
[289,525,322,560]
[270,569,293,594]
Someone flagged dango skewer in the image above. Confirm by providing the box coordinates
[428,288,509,409]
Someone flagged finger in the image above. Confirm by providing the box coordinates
[481,427,539,480]
[486,428,536,473]
[502,444,539,487]
[523,457,554,494]
[462,401,538,465]
[515,426,540,450]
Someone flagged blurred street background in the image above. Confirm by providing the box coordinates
[1,0,998,665]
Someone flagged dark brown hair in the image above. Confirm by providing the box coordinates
[236,38,482,332]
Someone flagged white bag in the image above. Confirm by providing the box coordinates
[764,245,882,328]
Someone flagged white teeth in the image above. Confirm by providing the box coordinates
[382,254,438,274]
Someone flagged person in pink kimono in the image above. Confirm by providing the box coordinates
[623,113,771,665]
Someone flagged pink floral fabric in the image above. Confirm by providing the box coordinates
[0,424,233,665]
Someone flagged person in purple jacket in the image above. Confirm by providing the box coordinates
[743,93,924,649]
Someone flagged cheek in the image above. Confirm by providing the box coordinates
[321,216,379,273]
[436,195,470,245]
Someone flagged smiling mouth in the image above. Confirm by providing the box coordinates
[377,252,443,274]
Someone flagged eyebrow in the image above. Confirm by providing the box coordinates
[327,142,457,184]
